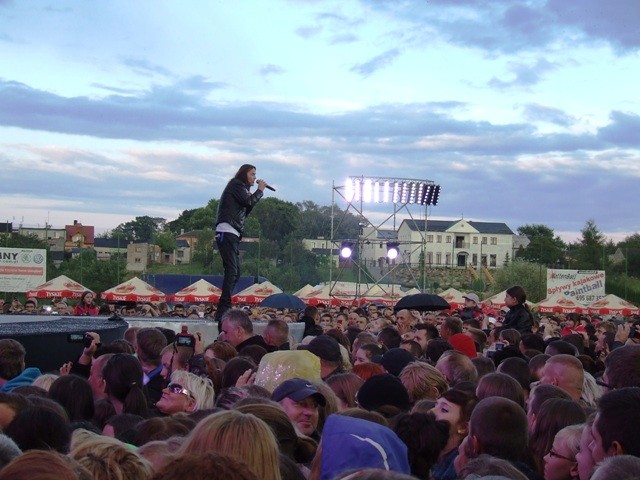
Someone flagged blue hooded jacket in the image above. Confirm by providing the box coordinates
[320,414,411,480]
[0,367,42,393]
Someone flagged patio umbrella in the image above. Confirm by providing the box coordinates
[393,293,450,312]
[101,277,167,302]
[26,274,93,299]
[260,293,306,310]
[171,279,221,303]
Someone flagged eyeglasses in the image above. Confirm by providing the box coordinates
[548,449,574,462]
[167,383,194,398]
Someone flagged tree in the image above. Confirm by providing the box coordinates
[252,198,301,246]
[516,224,566,266]
[192,228,216,270]
[617,233,640,278]
[575,220,607,270]
[109,216,166,242]
[57,250,125,294]
[153,231,178,253]
[493,259,547,302]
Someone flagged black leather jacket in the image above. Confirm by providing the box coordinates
[215,178,263,238]
[503,303,533,334]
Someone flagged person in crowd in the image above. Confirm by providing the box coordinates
[87,352,114,402]
[135,328,168,405]
[526,383,572,432]
[73,291,99,316]
[503,285,533,334]
[471,356,496,380]
[160,343,194,381]
[310,414,411,480]
[543,424,582,480]
[429,388,479,480]
[590,455,640,480]
[351,362,386,382]
[395,309,415,335]
[425,338,454,364]
[399,361,449,405]
[457,454,529,480]
[454,397,542,480]
[272,377,326,440]
[155,370,215,415]
[579,387,640,479]
[379,348,416,377]
[326,373,363,411]
[132,416,193,446]
[475,372,525,409]
[4,404,71,453]
[306,335,345,380]
[48,374,94,422]
[575,417,596,480]
[391,412,450,479]
[300,306,324,337]
[539,354,584,402]
[263,319,291,351]
[214,164,267,325]
[601,344,640,389]
[435,350,478,387]
[149,452,261,480]
[0,450,88,480]
[497,356,532,401]
[355,374,410,420]
[0,339,41,393]
[411,323,439,355]
[219,308,269,351]
[204,340,237,362]
[528,398,586,474]
[102,353,149,417]
[179,410,282,480]
[0,392,30,430]
[354,342,385,365]
[460,293,482,321]
[377,327,402,350]
[70,429,153,479]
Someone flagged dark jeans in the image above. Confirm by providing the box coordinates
[215,231,240,326]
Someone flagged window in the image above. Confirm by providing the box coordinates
[437,235,442,243]
[491,237,497,245]
[427,252,433,265]
[135,246,142,253]
[445,253,450,265]
[446,235,451,243]
[427,235,434,243]
[472,254,478,265]
[482,237,487,244]
[473,236,478,244]
[134,258,141,263]
[490,254,497,267]
[436,253,442,265]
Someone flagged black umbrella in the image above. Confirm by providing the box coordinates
[260,292,306,310]
[393,293,450,312]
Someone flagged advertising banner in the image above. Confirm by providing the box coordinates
[546,269,605,306]
[0,248,47,292]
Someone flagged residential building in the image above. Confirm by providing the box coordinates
[126,242,161,272]
[65,220,95,251]
[94,237,127,261]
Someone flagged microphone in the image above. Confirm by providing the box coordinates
[265,184,276,192]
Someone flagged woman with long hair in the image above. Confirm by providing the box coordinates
[503,285,533,334]
[73,291,99,316]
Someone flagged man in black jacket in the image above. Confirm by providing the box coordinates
[214,164,267,324]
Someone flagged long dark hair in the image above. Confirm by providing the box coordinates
[234,164,256,185]
[506,285,531,313]
[102,353,149,417]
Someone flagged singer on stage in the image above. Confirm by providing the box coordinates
[214,164,267,326]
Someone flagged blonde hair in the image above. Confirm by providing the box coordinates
[32,373,59,391]
[70,429,153,480]
[399,362,449,403]
[553,424,583,459]
[0,450,87,480]
[169,370,215,410]
[179,410,281,480]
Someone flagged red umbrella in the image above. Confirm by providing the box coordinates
[172,279,221,303]
[26,275,93,299]
[101,277,167,302]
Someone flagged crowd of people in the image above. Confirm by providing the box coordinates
[0,285,640,479]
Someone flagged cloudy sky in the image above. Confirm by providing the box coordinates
[1,0,638,242]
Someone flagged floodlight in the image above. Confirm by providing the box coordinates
[345,179,354,201]
[363,178,372,203]
[340,241,354,259]
[386,242,400,260]
[432,185,441,205]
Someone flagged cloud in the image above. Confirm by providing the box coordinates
[350,48,401,77]
[295,25,322,38]
[259,64,286,78]
[598,111,640,147]
[522,104,574,127]
[121,57,174,78]
[488,58,557,90]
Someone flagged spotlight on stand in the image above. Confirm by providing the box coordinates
[340,241,355,259]
[386,242,400,260]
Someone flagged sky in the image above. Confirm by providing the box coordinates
[1,0,639,243]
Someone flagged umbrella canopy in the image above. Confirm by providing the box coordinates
[483,289,509,308]
[260,292,306,310]
[26,274,93,299]
[171,279,221,303]
[299,282,363,307]
[439,287,467,309]
[588,294,639,316]
[101,277,168,302]
[536,294,584,314]
[293,284,315,297]
[232,281,282,304]
[394,293,450,312]
[359,284,405,307]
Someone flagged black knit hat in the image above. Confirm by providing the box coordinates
[356,373,410,412]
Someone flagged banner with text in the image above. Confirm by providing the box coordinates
[546,269,606,306]
[0,248,47,292]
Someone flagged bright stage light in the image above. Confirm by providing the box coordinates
[386,242,399,260]
[340,241,354,259]
[343,177,441,206]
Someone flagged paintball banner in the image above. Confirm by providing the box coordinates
[546,269,605,306]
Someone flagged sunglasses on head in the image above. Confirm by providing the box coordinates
[167,383,194,398]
